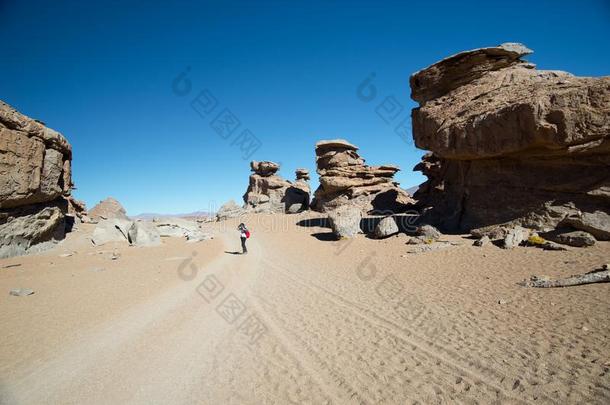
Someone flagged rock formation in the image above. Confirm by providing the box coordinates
[312,139,414,213]
[410,43,610,237]
[285,168,311,213]
[89,197,128,222]
[216,200,246,221]
[0,100,74,258]
[243,160,292,213]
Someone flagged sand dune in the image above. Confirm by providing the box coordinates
[1,213,609,404]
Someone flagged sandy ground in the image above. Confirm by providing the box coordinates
[0,213,609,404]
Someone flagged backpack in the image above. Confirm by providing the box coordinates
[245,230,251,239]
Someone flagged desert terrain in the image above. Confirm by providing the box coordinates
[1,212,609,404]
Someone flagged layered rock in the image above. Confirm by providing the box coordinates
[285,169,311,213]
[0,101,74,258]
[410,43,610,235]
[89,197,128,222]
[243,160,292,213]
[312,139,414,213]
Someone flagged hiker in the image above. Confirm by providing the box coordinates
[238,223,250,254]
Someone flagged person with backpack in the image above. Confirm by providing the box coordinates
[237,223,250,254]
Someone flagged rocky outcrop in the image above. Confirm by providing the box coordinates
[89,197,128,222]
[128,221,161,247]
[285,169,311,213]
[312,139,414,213]
[410,43,610,235]
[0,100,74,258]
[243,160,292,213]
[216,200,246,221]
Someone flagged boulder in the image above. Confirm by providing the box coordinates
[153,217,212,241]
[473,235,491,247]
[0,100,74,258]
[562,211,610,241]
[415,225,441,241]
[216,200,246,221]
[88,197,128,222]
[543,229,596,247]
[328,205,362,239]
[502,226,529,249]
[91,218,132,246]
[312,139,415,213]
[409,43,610,234]
[374,216,399,238]
[128,221,161,247]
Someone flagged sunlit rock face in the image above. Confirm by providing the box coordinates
[410,43,610,234]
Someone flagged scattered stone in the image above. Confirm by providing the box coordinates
[374,217,399,238]
[473,236,491,247]
[128,221,161,247]
[502,226,529,249]
[416,225,441,242]
[543,229,596,247]
[9,288,34,297]
[312,139,414,213]
[328,205,362,239]
[542,241,568,251]
[498,299,510,305]
[562,211,610,241]
[59,253,73,258]
[406,242,453,254]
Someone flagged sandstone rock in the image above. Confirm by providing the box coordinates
[410,43,610,233]
[312,139,414,213]
[328,205,362,239]
[473,235,491,247]
[216,200,246,221]
[89,197,128,222]
[543,229,596,247]
[285,169,311,213]
[128,221,161,247]
[91,218,132,246]
[0,204,67,258]
[502,226,529,249]
[374,216,399,238]
[0,100,74,258]
[243,160,292,213]
[9,288,35,297]
[415,225,441,242]
[562,211,610,241]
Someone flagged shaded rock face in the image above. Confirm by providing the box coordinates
[216,200,246,221]
[312,139,414,214]
[243,160,292,213]
[0,101,73,258]
[285,169,311,214]
[410,43,610,234]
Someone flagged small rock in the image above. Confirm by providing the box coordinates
[582,326,589,332]
[59,253,73,258]
[502,226,528,249]
[416,225,441,241]
[542,241,568,251]
[473,236,491,247]
[9,288,34,297]
[498,299,510,305]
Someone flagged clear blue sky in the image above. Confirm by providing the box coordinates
[2,0,609,215]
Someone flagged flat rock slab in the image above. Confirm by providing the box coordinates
[9,288,35,297]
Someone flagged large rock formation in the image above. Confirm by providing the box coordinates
[312,139,414,213]
[410,43,610,235]
[285,168,311,213]
[89,197,128,222]
[243,160,292,213]
[0,101,74,258]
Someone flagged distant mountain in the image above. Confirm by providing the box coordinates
[405,185,419,195]
[130,211,211,220]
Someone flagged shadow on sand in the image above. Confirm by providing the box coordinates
[224,251,243,255]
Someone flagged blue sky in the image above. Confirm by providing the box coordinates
[2,0,609,215]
